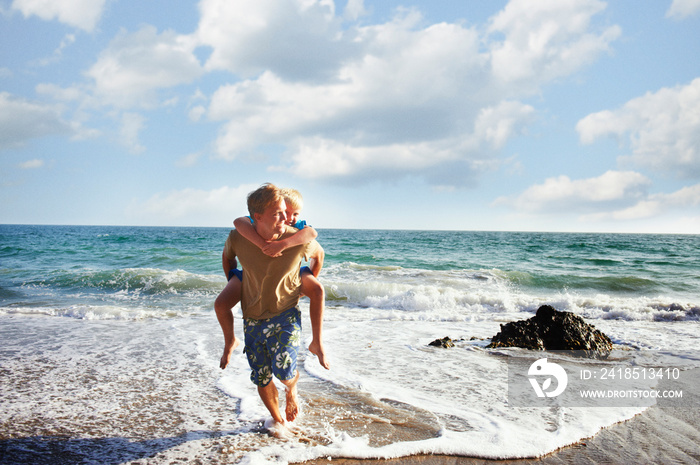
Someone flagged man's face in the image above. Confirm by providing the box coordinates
[255,198,287,237]
[285,206,302,226]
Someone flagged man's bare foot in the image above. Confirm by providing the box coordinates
[264,418,292,439]
[285,372,301,422]
[308,340,329,369]
[219,337,240,369]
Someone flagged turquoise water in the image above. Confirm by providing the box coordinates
[1,225,698,320]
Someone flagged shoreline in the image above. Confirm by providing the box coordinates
[297,402,700,464]
[299,366,700,465]
[2,403,696,464]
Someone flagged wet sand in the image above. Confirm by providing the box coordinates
[299,367,700,465]
[2,404,697,464]
[298,404,700,464]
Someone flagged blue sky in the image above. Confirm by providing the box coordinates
[1,0,699,233]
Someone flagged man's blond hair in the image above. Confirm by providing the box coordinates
[280,188,303,210]
[247,183,283,216]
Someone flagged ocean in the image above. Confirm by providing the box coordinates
[1,224,698,464]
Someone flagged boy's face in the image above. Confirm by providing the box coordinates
[285,206,302,226]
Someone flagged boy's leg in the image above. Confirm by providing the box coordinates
[214,274,242,369]
[300,272,329,369]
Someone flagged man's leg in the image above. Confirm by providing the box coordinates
[258,381,285,426]
[214,276,242,369]
[280,370,300,422]
[244,319,288,432]
[264,308,303,423]
[300,272,329,369]
[256,373,300,437]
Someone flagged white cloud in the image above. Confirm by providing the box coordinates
[497,170,699,228]
[487,0,621,90]
[203,0,618,186]
[33,33,76,66]
[187,89,208,122]
[119,112,146,154]
[495,170,652,214]
[87,26,203,108]
[280,100,534,181]
[343,0,367,20]
[473,101,536,150]
[577,78,700,178]
[18,159,44,169]
[11,0,106,32]
[0,92,73,149]
[176,151,203,167]
[666,0,700,19]
[282,137,451,179]
[188,105,206,122]
[583,184,700,221]
[125,184,258,226]
[35,83,102,141]
[36,83,85,102]
[194,0,351,81]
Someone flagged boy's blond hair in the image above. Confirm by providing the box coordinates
[247,183,283,216]
[280,188,303,210]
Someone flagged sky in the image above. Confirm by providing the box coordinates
[1,0,700,233]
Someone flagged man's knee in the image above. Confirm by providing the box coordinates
[280,370,300,388]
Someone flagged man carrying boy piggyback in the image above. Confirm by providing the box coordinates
[232,187,328,371]
[214,183,326,431]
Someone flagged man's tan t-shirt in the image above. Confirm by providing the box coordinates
[223,226,319,320]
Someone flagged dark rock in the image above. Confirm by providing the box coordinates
[429,336,455,348]
[486,305,613,358]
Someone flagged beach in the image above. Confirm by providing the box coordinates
[1,314,698,465]
[300,384,700,465]
[1,225,698,463]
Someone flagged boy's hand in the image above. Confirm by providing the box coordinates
[261,241,286,257]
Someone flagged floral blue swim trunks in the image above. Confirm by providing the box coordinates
[243,307,302,387]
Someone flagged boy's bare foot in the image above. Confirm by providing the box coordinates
[308,340,330,369]
[219,337,240,369]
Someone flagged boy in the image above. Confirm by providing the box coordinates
[215,188,329,371]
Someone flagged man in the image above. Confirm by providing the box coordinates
[214,183,324,432]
